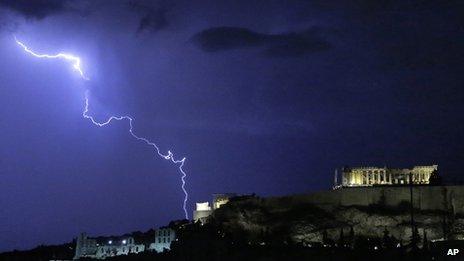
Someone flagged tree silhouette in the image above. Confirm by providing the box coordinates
[429,169,441,185]
[322,230,329,246]
[382,228,394,249]
[441,187,453,240]
[409,225,421,250]
[422,230,428,250]
[348,226,355,248]
[338,228,344,247]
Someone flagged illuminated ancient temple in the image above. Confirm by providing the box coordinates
[335,165,438,187]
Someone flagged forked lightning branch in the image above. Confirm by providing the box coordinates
[14,37,189,219]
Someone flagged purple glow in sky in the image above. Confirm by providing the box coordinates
[14,37,189,220]
[0,0,463,253]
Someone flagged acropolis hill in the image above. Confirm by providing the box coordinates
[3,185,464,260]
[209,184,464,245]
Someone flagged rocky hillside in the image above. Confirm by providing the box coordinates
[211,195,464,245]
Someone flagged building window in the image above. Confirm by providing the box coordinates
[158,238,161,243]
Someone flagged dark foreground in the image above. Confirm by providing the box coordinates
[3,193,464,260]
[1,235,463,261]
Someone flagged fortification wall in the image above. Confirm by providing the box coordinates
[280,186,464,215]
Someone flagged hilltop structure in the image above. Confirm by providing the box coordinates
[193,193,237,223]
[335,165,438,188]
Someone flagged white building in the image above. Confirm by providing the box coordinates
[94,237,145,259]
[74,233,146,260]
[193,202,213,224]
[74,233,97,259]
[149,227,176,253]
[73,226,183,259]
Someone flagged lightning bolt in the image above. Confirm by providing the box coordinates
[14,37,189,219]
[15,36,89,81]
[82,91,188,219]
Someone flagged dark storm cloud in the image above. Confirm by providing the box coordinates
[129,1,169,34]
[192,27,331,57]
[0,0,67,20]
[137,9,168,33]
[310,0,464,70]
[363,1,464,71]
[312,0,458,14]
[382,36,464,70]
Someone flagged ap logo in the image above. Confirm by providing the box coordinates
[447,249,460,255]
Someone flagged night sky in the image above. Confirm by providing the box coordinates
[0,0,463,252]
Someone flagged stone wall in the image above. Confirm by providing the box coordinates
[270,185,464,215]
